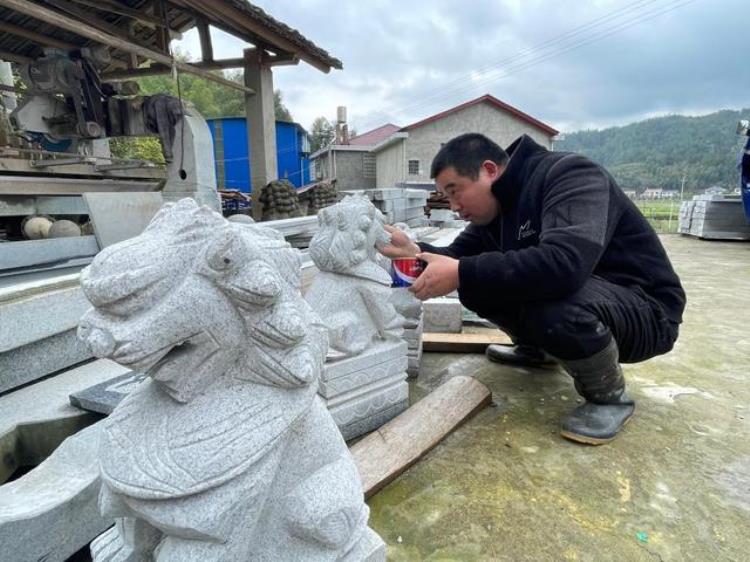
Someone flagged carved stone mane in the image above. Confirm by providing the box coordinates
[309,194,392,284]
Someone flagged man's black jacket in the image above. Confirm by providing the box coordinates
[419,135,686,323]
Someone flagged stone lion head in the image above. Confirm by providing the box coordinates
[78,198,326,403]
[308,194,390,276]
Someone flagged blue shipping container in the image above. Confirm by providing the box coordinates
[207,117,311,192]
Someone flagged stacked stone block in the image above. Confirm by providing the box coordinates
[679,194,750,240]
[429,208,468,229]
[358,188,430,227]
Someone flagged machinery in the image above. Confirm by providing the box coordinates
[0,47,218,279]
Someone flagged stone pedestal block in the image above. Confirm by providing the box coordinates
[424,297,463,333]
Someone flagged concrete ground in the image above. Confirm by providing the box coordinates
[367,235,750,561]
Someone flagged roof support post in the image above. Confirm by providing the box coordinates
[243,47,276,221]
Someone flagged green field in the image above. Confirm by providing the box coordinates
[634,199,682,233]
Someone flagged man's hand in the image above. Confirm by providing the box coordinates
[410,252,459,301]
[377,224,420,259]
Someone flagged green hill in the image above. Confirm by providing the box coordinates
[556,109,749,193]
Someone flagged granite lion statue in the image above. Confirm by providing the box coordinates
[77,199,385,561]
[306,194,402,359]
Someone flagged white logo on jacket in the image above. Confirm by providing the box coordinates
[518,219,537,240]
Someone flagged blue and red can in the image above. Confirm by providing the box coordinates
[391,258,425,287]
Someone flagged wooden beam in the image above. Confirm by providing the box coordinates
[68,0,167,29]
[102,57,245,80]
[0,0,255,94]
[422,331,513,353]
[0,50,31,65]
[45,0,139,43]
[0,21,78,51]
[267,54,300,68]
[351,376,492,498]
[196,18,213,62]
[102,53,293,80]
[178,0,331,73]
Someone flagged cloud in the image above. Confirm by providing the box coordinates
[176,0,748,133]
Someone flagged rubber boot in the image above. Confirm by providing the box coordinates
[558,340,635,445]
[486,343,556,367]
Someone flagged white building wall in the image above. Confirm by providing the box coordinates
[396,103,554,185]
[375,140,406,189]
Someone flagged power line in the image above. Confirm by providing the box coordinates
[363,0,699,129]
[397,0,664,110]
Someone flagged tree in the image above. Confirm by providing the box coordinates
[135,67,292,121]
[309,116,335,152]
[108,53,296,161]
[274,90,293,122]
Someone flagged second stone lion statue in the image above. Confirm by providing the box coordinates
[306,194,403,359]
[77,198,385,561]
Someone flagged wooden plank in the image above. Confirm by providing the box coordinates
[422,331,512,353]
[0,21,78,50]
[0,50,31,65]
[101,54,299,80]
[103,57,246,80]
[0,0,255,95]
[68,0,165,28]
[351,375,491,498]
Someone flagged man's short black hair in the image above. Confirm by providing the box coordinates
[430,133,509,180]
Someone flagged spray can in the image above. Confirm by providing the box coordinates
[391,258,425,288]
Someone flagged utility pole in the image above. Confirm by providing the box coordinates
[668,174,686,233]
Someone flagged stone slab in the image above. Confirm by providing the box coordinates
[0,328,91,394]
[0,423,111,562]
[383,207,426,223]
[324,339,408,381]
[327,380,409,428]
[339,399,409,441]
[0,358,130,439]
[84,191,164,248]
[0,284,90,353]
[366,188,405,201]
[430,209,457,221]
[405,217,430,228]
[0,236,99,272]
[404,189,431,200]
[423,297,464,333]
[376,198,428,212]
[324,370,408,408]
[319,355,407,399]
[69,370,144,415]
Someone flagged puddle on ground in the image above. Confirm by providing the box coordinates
[632,376,714,403]
[713,456,750,513]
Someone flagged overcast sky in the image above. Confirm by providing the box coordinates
[176,0,748,135]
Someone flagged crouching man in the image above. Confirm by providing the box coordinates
[379,133,685,445]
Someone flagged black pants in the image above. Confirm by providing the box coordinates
[461,277,680,362]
